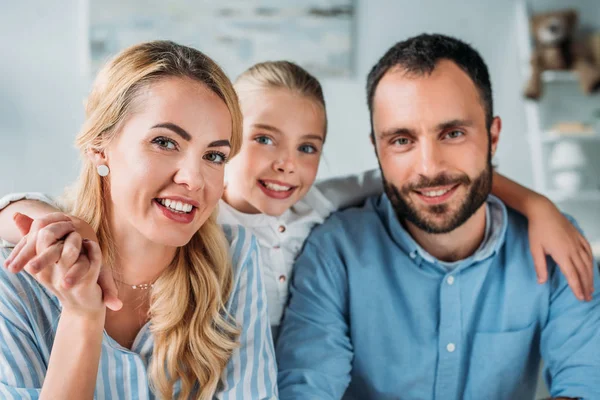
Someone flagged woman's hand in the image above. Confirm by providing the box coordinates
[3,213,122,310]
[528,197,595,301]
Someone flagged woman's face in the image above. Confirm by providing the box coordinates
[98,77,232,248]
[224,87,326,217]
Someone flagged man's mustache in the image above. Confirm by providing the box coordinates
[401,173,471,194]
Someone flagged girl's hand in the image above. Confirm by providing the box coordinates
[528,197,595,301]
[3,213,122,310]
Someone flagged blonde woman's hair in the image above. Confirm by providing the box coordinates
[64,40,242,399]
[234,60,328,136]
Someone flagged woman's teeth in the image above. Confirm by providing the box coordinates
[261,181,293,192]
[157,198,194,213]
[420,188,452,197]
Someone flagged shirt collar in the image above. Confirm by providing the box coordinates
[218,199,290,228]
[378,194,508,268]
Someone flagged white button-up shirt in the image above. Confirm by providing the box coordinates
[218,170,382,336]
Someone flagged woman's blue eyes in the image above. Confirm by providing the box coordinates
[152,136,227,164]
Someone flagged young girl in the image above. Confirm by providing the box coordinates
[2,61,594,342]
[0,41,276,399]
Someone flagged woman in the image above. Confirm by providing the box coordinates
[0,41,276,399]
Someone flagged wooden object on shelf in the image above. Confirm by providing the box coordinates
[550,122,595,135]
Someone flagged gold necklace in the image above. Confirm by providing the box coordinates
[115,279,155,290]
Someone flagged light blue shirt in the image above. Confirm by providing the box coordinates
[0,223,278,399]
[276,194,600,400]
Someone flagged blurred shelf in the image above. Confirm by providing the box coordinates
[541,131,600,144]
[546,190,600,203]
[541,70,578,83]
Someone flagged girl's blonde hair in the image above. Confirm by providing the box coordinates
[234,60,328,136]
[64,40,242,399]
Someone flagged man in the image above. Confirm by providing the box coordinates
[276,34,600,400]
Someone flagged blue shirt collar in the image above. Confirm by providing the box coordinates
[377,194,508,269]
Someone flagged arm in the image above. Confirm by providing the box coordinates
[315,169,383,210]
[276,241,353,400]
[41,310,104,399]
[492,172,594,301]
[216,235,278,400]
[540,247,600,399]
[0,242,105,400]
[0,193,59,244]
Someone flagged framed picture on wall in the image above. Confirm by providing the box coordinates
[89,0,355,80]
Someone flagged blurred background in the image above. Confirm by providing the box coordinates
[1,1,599,396]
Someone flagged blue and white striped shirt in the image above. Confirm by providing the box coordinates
[0,222,278,399]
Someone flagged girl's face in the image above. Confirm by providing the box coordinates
[96,77,233,248]
[224,87,326,217]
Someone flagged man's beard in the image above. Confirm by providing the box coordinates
[383,161,493,234]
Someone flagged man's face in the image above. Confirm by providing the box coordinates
[371,60,501,234]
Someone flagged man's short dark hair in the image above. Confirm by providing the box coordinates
[366,33,494,134]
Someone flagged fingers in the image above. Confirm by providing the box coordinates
[57,232,83,278]
[29,213,72,234]
[36,221,75,254]
[97,262,122,311]
[62,253,91,289]
[574,250,593,301]
[7,235,40,273]
[531,245,548,284]
[560,256,585,302]
[13,213,33,235]
[24,241,64,275]
[3,234,29,269]
[82,240,103,282]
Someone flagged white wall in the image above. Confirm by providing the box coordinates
[0,0,536,197]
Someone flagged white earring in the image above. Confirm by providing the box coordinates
[97,165,110,177]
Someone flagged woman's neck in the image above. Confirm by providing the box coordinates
[108,216,176,293]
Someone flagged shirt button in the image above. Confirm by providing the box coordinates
[278,225,286,233]
[446,343,456,353]
[278,275,286,283]
[446,276,455,285]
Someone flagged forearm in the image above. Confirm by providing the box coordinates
[40,310,105,400]
[491,172,547,216]
[0,200,60,243]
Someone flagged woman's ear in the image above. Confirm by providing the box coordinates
[86,148,108,166]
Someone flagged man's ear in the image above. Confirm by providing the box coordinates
[489,117,501,158]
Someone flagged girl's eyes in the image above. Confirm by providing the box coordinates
[298,144,318,154]
[445,130,465,139]
[254,135,318,154]
[255,136,274,145]
[204,151,227,165]
[152,136,178,150]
